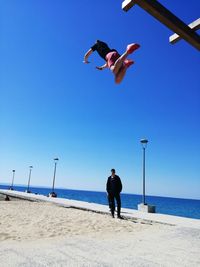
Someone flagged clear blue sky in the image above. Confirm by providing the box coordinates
[0,0,199,199]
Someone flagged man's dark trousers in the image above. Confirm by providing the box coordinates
[109,193,121,217]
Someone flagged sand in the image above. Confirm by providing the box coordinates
[0,200,200,267]
[0,200,153,241]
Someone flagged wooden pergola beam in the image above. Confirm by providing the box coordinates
[122,0,200,51]
[169,18,200,44]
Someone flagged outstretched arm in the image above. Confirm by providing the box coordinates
[83,48,93,64]
[96,62,108,70]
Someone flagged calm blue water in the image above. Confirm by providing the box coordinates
[0,184,199,219]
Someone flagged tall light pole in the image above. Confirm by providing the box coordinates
[10,170,15,190]
[138,139,155,213]
[26,166,33,193]
[140,139,148,205]
[49,158,59,197]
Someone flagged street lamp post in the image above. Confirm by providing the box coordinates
[10,170,15,190]
[49,158,59,197]
[138,139,156,213]
[141,139,148,205]
[26,166,33,193]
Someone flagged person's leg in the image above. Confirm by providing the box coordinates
[109,194,115,218]
[115,193,121,218]
[107,194,112,210]
[110,43,140,75]
[115,65,127,84]
[124,59,134,68]
[110,51,129,75]
[126,43,140,54]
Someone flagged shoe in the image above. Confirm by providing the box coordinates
[117,215,124,219]
[124,59,134,68]
[126,43,140,54]
[111,213,115,218]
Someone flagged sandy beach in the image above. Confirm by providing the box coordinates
[0,199,200,267]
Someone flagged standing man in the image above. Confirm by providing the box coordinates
[106,169,123,219]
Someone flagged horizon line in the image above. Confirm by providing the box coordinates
[0,183,199,201]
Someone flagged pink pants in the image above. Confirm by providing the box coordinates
[106,51,120,68]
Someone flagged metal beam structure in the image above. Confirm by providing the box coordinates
[122,0,200,51]
[170,18,200,44]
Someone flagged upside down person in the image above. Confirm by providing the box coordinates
[83,40,140,84]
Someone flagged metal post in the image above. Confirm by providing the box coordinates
[52,161,57,192]
[140,139,148,205]
[11,170,15,190]
[50,158,59,197]
[138,139,155,213]
[142,147,146,205]
[27,166,33,193]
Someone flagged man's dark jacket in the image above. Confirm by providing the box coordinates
[106,175,122,195]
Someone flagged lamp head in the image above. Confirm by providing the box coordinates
[140,139,148,148]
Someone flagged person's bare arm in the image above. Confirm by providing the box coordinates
[83,48,93,64]
[96,62,108,70]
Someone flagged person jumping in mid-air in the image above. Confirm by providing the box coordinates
[83,40,140,84]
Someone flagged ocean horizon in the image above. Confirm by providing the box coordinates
[0,184,200,220]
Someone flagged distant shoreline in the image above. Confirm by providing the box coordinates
[0,184,199,201]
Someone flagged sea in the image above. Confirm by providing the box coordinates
[0,184,199,220]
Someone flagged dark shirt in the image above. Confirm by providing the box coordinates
[106,175,122,195]
[91,40,116,60]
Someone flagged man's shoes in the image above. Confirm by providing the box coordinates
[111,212,115,218]
[117,215,124,219]
[126,43,140,54]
